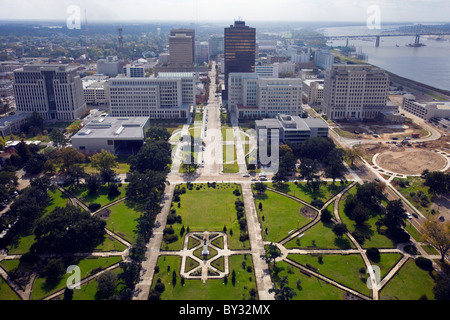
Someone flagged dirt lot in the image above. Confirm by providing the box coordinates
[375,150,448,175]
[334,121,427,141]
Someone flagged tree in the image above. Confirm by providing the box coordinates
[32,205,106,254]
[40,258,65,284]
[97,271,118,299]
[90,150,118,172]
[49,129,69,148]
[65,164,86,186]
[332,223,348,238]
[260,243,281,271]
[24,153,48,175]
[344,147,363,168]
[254,182,267,194]
[434,275,450,300]
[424,171,448,197]
[269,276,297,300]
[85,174,102,194]
[16,141,32,164]
[57,147,86,172]
[129,139,171,173]
[0,136,6,151]
[298,158,320,188]
[325,149,348,184]
[380,200,407,231]
[421,217,450,262]
[272,170,288,186]
[146,127,171,142]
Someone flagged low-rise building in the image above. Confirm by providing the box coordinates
[0,112,29,137]
[255,114,329,144]
[402,94,450,120]
[71,116,150,156]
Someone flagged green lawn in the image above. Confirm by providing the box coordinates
[66,184,127,208]
[153,254,257,300]
[287,253,370,296]
[69,267,123,300]
[105,199,144,243]
[31,256,122,300]
[223,144,239,174]
[284,221,355,250]
[0,277,21,300]
[272,181,350,205]
[338,185,396,249]
[392,176,434,217]
[275,261,348,300]
[379,258,438,300]
[164,183,249,251]
[255,189,311,243]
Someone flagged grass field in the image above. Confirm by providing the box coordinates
[284,220,355,250]
[153,254,256,300]
[337,185,396,249]
[66,184,127,208]
[287,253,370,296]
[105,199,144,243]
[163,183,249,251]
[31,256,122,300]
[379,258,438,300]
[0,277,21,300]
[275,261,347,300]
[254,189,310,243]
[272,181,350,204]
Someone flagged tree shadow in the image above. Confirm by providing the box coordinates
[334,237,352,250]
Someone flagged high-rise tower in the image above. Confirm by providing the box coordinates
[224,20,256,101]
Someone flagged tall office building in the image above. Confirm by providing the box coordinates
[224,21,256,101]
[123,64,145,78]
[13,64,86,121]
[228,73,303,119]
[170,29,195,65]
[208,35,224,59]
[322,64,397,120]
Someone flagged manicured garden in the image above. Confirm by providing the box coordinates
[151,254,257,300]
[162,183,249,251]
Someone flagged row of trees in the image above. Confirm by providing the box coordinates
[119,127,172,300]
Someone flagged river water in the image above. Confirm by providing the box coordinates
[319,25,450,91]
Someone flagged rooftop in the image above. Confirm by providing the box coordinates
[73,117,149,140]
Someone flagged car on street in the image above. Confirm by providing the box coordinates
[243,173,250,177]
[406,213,412,220]
[251,178,258,182]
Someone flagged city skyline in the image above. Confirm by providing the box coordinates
[0,0,449,23]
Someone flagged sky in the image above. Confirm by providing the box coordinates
[0,0,449,23]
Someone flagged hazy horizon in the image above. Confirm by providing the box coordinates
[0,0,449,24]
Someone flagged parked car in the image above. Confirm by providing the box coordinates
[243,173,250,177]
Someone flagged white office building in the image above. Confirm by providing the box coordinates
[255,114,329,144]
[82,76,109,106]
[228,73,303,119]
[107,72,195,119]
[314,49,335,70]
[13,64,86,121]
[302,79,324,106]
[123,64,145,78]
[97,56,123,77]
[402,94,450,120]
[72,116,150,155]
[322,64,398,121]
